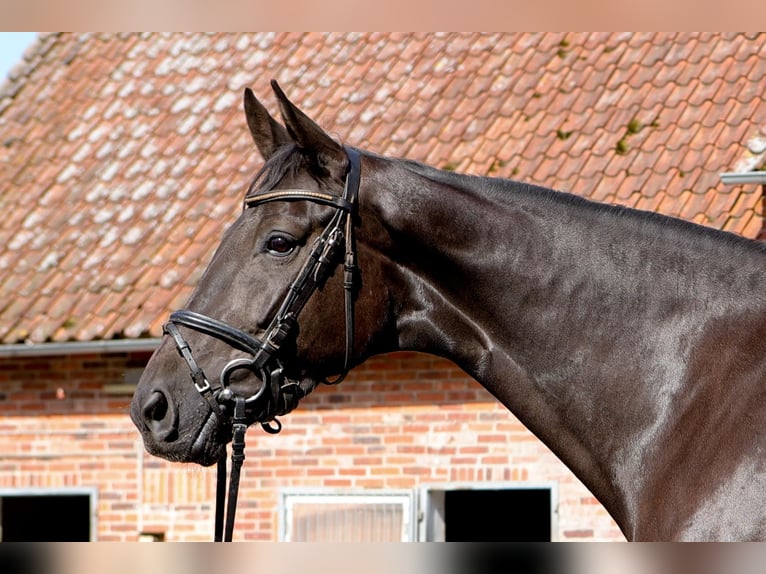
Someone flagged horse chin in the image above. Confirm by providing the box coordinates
[163,373,321,466]
[245,373,317,423]
[282,372,321,412]
[187,409,230,466]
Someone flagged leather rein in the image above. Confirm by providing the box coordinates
[163,147,361,541]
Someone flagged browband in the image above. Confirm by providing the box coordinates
[245,189,354,212]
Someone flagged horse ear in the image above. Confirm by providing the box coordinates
[270,80,347,176]
[243,87,291,160]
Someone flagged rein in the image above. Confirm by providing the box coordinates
[163,147,361,541]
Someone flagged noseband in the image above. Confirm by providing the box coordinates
[163,147,361,541]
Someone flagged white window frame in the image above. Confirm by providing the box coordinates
[279,488,416,541]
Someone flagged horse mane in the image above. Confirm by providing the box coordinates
[399,156,766,258]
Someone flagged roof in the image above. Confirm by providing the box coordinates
[1,32,765,345]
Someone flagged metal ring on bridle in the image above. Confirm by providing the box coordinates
[220,358,269,404]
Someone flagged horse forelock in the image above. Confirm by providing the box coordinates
[245,143,305,198]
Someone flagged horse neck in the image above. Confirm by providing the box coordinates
[361,155,766,538]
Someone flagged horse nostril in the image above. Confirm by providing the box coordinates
[143,391,168,422]
[142,390,178,442]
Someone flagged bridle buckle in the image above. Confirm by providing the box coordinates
[194,377,212,395]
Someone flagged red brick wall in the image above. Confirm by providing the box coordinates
[0,350,624,541]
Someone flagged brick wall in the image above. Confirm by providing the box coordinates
[0,350,624,541]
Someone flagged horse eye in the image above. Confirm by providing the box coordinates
[265,235,296,256]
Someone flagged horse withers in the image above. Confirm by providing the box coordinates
[131,81,766,541]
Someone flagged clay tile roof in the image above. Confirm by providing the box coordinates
[1,32,765,344]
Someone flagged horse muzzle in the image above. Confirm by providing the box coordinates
[163,310,299,430]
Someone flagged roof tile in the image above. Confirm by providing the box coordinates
[1,32,765,342]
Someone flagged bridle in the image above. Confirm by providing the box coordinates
[163,147,361,541]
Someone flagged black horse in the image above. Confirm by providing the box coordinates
[131,81,766,541]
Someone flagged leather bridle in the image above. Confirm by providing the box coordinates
[163,147,361,541]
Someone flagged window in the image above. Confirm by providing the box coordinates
[0,488,96,541]
[419,483,558,541]
[280,490,414,541]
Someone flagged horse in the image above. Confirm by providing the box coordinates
[131,80,766,541]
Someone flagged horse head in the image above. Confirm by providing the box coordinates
[130,81,393,466]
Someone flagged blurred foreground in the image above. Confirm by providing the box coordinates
[2,542,766,574]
